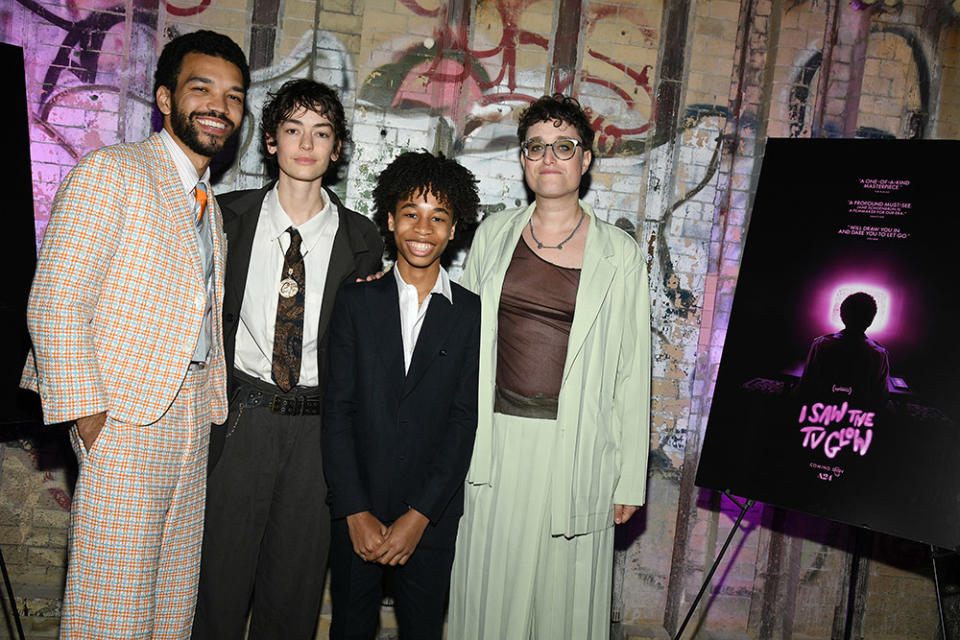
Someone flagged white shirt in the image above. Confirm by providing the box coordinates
[394,266,453,374]
[159,127,211,191]
[234,184,340,387]
[159,128,214,362]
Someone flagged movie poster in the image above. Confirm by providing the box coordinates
[696,138,960,549]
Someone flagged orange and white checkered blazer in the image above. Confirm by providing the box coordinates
[21,133,228,426]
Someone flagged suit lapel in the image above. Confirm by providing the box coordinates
[367,276,406,392]
[319,187,376,344]
[478,203,534,322]
[222,187,269,316]
[321,225,356,341]
[403,292,455,398]
[211,198,227,291]
[562,212,615,384]
[146,135,203,281]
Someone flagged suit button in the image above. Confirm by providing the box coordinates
[224,312,235,323]
[194,294,205,309]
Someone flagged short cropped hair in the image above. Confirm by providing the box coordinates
[260,79,350,175]
[372,151,480,261]
[840,292,878,332]
[153,29,250,96]
[517,93,595,151]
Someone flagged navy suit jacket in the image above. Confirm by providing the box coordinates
[322,273,480,525]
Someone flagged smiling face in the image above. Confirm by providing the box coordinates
[265,106,340,185]
[156,52,245,168]
[520,119,592,201]
[388,190,457,277]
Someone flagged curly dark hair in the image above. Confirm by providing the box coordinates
[517,93,595,151]
[153,30,250,96]
[260,79,351,176]
[372,151,480,262]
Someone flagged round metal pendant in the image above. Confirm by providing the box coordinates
[279,278,299,298]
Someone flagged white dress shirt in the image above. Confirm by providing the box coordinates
[159,128,214,363]
[394,266,453,374]
[234,184,340,387]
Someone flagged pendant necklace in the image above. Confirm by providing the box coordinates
[278,238,303,298]
[279,275,298,298]
[529,207,584,250]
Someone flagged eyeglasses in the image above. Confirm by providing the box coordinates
[520,138,583,161]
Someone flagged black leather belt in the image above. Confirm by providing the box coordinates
[240,389,322,416]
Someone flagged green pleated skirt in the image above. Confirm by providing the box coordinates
[448,412,615,639]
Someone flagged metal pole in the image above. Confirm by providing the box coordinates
[674,493,754,640]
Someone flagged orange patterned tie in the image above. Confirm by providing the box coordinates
[193,182,208,225]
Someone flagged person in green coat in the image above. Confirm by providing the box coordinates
[448,94,652,639]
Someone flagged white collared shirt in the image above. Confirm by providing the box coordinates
[234,184,340,387]
[159,128,214,363]
[159,128,211,191]
[394,266,453,374]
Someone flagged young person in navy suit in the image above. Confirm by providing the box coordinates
[322,151,481,639]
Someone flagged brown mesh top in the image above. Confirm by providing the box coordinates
[496,238,581,398]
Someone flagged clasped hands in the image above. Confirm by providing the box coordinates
[346,509,429,566]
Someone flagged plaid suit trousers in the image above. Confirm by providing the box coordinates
[61,365,212,640]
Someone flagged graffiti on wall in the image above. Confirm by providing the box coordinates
[786,24,932,139]
[7,0,218,240]
[357,0,658,156]
[8,0,357,227]
[12,0,196,163]
[227,28,356,192]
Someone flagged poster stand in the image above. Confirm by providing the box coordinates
[930,545,950,640]
[673,491,754,640]
[674,518,950,640]
[840,532,950,640]
[840,527,870,640]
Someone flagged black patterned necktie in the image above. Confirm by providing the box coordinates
[272,227,305,392]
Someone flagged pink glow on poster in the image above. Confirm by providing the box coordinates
[808,274,904,343]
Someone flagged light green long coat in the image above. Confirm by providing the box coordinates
[459,201,652,537]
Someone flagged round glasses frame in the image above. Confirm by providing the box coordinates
[520,138,583,161]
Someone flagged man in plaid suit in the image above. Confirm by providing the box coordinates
[21,30,249,639]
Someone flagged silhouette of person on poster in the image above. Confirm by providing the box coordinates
[798,292,891,409]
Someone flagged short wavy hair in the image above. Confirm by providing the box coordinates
[517,93,594,151]
[372,151,480,262]
[259,79,350,176]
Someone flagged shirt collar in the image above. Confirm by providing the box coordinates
[264,183,337,250]
[159,128,210,193]
[393,264,453,305]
